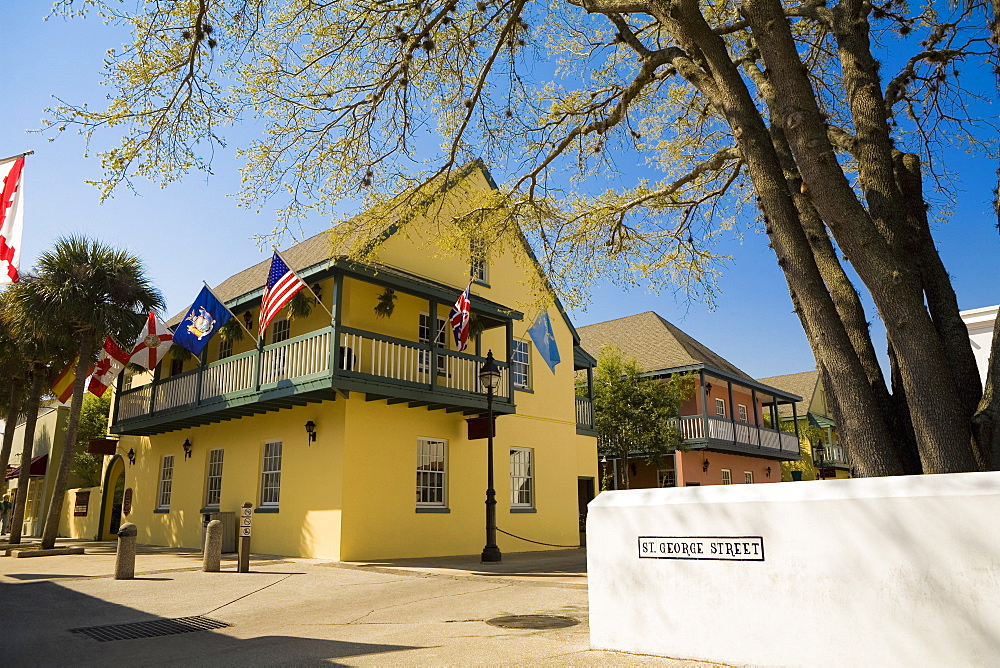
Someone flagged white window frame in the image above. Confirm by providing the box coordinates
[509,447,534,508]
[716,398,726,417]
[416,438,447,507]
[205,448,224,509]
[721,468,732,485]
[738,404,748,422]
[470,238,489,284]
[218,336,234,361]
[657,469,676,488]
[158,455,174,509]
[260,441,282,508]
[744,471,754,484]
[271,318,291,344]
[511,339,531,390]
[418,313,447,375]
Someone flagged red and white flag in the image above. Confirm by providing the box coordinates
[129,311,174,370]
[88,337,132,397]
[0,156,25,284]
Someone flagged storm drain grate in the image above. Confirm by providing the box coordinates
[486,615,579,629]
[70,616,231,642]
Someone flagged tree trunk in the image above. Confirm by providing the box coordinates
[971,309,1000,470]
[743,0,977,473]
[8,370,45,545]
[0,384,22,487]
[40,333,98,550]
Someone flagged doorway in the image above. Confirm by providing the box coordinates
[577,477,595,547]
[99,455,126,540]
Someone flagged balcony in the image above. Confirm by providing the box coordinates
[575,396,596,435]
[675,415,800,460]
[814,443,850,469]
[113,325,514,436]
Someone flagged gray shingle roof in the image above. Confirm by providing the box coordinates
[577,311,751,379]
[756,369,819,418]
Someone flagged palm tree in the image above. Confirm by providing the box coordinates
[9,237,163,550]
[0,284,71,544]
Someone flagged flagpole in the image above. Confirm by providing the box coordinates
[0,150,34,165]
[438,281,473,342]
[203,281,260,346]
[274,248,334,319]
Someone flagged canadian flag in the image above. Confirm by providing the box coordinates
[88,337,132,397]
[129,311,174,370]
[0,156,24,284]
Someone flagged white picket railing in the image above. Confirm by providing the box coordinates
[260,329,332,385]
[576,397,594,427]
[202,352,255,400]
[153,372,198,412]
[117,384,152,421]
[676,415,800,454]
[339,329,511,399]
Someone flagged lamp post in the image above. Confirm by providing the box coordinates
[813,443,827,481]
[478,350,502,563]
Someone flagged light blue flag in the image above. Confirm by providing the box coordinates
[172,285,233,356]
[527,312,561,373]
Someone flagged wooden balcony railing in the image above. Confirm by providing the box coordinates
[576,396,594,428]
[115,325,513,427]
[675,415,800,456]
[815,443,849,467]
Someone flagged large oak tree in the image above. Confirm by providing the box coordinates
[46,0,1000,475]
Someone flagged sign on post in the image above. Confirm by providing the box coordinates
[238,502,253,573]
[240,506,253,537]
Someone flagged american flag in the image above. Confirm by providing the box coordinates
[449,285,472,352]
[259,251,306,337]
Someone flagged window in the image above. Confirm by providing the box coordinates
[205,448,224,509]
[218,337,233,360]
[716,398,726,417]
[721,468,732,485]
[271,319,291,344]
[657,470,676,488]
[470,238,489,283]
[512,339,530,389]
[416,438,447,507]
[510,448,534,508]
[744,471,754,484]
[170,358,184,377]
[158,455,174,509]
[260,441,282,507]
[418,313,447,375]
[738,404,748,422]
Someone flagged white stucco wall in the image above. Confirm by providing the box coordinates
[961,304,997,387]
[588,473,1000,667]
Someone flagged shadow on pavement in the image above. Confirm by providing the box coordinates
[2,579,420,665]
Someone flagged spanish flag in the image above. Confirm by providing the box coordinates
[51,356,95,404]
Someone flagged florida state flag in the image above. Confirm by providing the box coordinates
[88,337,132,397]
[129,311,173,370]
[0,156,25,284]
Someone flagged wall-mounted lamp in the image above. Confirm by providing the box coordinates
[305,420,317,445]
[311,283,323,305]
[182,438,193,460]
[705,382,713,394]
[127,448,136,466]
[702,458,710,473]
[243,311,254,331]
[766,466,772,478]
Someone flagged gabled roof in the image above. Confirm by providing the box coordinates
[757,369,819,419]
[577,311,751,380]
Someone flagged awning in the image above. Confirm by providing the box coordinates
[5,454,48,479]
[808,414,837,429]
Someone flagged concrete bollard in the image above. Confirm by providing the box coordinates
[203,519,223,572]
[115,523,137,580]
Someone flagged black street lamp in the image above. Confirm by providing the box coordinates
[479,349,502,563]
[813,443,827,481]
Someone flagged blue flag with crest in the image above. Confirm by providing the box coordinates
[527,311,561,373]
[172,285,233,356]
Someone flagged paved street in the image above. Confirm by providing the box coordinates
[0,542,722,666]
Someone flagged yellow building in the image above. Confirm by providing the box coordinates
[103,162,598,560]
[756,370,851,481]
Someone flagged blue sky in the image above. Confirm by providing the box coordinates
[2,5,998,380]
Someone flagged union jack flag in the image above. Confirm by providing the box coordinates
[259,251,306,337]
[449,285,472,352]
